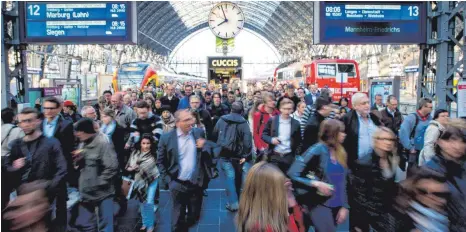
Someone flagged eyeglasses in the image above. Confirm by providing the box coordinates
[375,137,397,142]
[417,188,449,198]
[43,107,58,110]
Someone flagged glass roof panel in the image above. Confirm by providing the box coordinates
[138,1,314,56]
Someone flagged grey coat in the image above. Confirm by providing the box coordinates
[78,133,119,202]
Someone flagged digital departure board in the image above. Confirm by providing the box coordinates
[314,2,426,44]
[20,2,137,44]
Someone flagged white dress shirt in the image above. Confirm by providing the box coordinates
[274,117,292,154]
[176,128,197,182]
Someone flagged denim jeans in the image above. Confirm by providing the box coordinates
[74,197,114,232]
[220,159,251,209]
[141,179,158,228]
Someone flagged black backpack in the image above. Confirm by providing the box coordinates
[218,119,241,156]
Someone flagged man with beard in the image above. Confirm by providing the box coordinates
[178,85,195,110]
[4,107,67,231]
[160,84,180,113]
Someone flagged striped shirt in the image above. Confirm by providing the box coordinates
[126,115,163,147]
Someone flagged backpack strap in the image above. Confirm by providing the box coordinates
[409,113,419,140]
[1,125,17,145]
[256,112,265,134]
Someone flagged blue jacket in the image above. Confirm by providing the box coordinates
[177,96,191,110]
[399,113,432,151]
[304,93,320,106]
[287,142,349,208]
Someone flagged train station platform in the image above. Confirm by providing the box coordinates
[110,171,349,232]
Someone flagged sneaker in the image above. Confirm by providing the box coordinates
[225,203,238,212]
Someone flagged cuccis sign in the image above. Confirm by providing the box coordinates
[208,57,242,68]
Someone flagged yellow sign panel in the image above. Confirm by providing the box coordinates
[215,37,235,53]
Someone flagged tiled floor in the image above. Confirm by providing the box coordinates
[115,176,237,232]
[114,173,349,232]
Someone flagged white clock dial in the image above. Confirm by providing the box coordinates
[208,2,244,39]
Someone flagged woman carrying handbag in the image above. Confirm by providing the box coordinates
[126,134,160,232]
[287,119,349,232]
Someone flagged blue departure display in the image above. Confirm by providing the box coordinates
[314,2,426,44]
[21,2,136,44]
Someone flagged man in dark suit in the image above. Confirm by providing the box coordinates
[370,93,386,111]
[41,96,75,231]
[304,84,320,106]
[339,93,382,232]
[157,109,216,232]
[262,98,302,174]
[160,84,180,113]
[379,95,403,136]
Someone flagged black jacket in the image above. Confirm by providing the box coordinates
[211,113,252,160]
[63,112,82,123]
[5,135,67,198]
[340,110,382,169]
[43,116,76,183]
[111,123,127,169]
[303,111,326,152]
[160,95,180,114]
[287,142,349,208]
[262,116,302,156]
[156,128,216,189]
[380,108,403,136]
[349,151,399,231]
[208,103,230,127]
[191,108,214,140]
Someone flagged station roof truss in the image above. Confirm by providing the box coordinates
[137,1,314,56]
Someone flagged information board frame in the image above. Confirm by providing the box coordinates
[314,1,427,44]
[19,1,137,44]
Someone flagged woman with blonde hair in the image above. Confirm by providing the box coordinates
[349,126,400,232]
[288,119,349,232]
[237,162,305,232]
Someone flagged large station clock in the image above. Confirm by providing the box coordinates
[208,2,244,39]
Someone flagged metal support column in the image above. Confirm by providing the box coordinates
[2,1,26,108]
[418,2,465,112]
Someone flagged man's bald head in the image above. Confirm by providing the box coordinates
[111,92,124,109]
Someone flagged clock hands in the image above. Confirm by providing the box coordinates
[221,6,227,20]
[217,6,228,27]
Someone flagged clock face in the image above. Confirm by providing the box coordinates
[208,2,244,39]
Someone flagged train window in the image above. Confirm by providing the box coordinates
[277,72,283,80]
[338,64,356,77]
[317,64,336,77]
[295,70,303,78]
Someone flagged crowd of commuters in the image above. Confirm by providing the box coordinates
[1,80,465,232]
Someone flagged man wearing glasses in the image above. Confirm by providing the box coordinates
[340,92,383,231]
[4,107,67,231]
[41,96,75,231]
